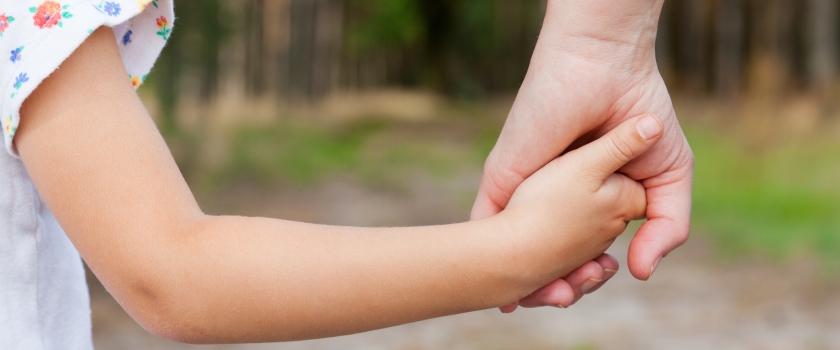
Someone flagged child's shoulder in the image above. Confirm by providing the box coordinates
[0,0,173,157]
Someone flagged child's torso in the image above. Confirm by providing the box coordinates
[0,151,92,350]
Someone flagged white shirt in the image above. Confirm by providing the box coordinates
[0,1,173,348]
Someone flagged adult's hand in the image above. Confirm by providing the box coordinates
[474,0,693,312]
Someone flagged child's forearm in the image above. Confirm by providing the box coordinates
[140,214,527,343]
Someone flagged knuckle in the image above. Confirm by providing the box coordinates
[490,163,525,194]
[609,176,647,219]
[579,160,605,186]
[606,218,628,236]
[686,152,696,170]
[606,134,636,164]
[481,154,529,206]
[674,230,690,246]
[481,152,499,174]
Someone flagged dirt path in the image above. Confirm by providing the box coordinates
[90,177,840,350]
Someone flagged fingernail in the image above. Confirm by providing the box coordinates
[556,304,566,309]
[636,115,662,140]
[603,268,618,277]
[649,256,663,279]
[580,278,602,293]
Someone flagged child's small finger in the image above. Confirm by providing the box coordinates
[624,176,648,221]
[603,174,648,221]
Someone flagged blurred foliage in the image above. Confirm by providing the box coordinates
[206,119,479,189]
[148,0,545,112]
[149,0,840,110]
[345,0,425,52]
[213,121,383,185]
[342,0,541,96]
[689,129,840,269]
[147,0,232,131]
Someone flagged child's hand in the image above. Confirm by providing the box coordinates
[499,114,663,307]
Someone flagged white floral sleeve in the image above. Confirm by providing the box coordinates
[0,0,174,156]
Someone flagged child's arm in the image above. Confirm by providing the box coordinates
[16,28,659,344]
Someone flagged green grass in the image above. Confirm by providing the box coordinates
[688,128,840,268]
[223,121,379,184]
[207,119,481,189]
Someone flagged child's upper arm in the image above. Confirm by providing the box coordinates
[16,27,201,314]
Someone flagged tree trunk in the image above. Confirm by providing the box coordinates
[714,0,745,99]
[245,0,266,97]
[655,1,675,83]
[677,0,711,94]
[313,0,343,100]
[747,0,796,95]
[806,0,839,90]
[261,0,291,99]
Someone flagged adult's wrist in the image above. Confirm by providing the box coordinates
[541,0,664,65]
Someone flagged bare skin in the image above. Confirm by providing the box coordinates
[475,0,694,312]
[15,28,660,343]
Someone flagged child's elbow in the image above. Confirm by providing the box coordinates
[117,223,218,343]
[106,251,213,342]
[113,284,199,343]
[145,322,209,344]
[128,297,212,344]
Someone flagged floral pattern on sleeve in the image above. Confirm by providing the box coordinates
[129,74,147,89]
[4,114,16,139]
[11,73,29,98]
[0,0,174,156]
[139,0,158,10]
[155,15,169,40]
[30,1,74,29]
[10,47,24,63]
[0,14,15,36]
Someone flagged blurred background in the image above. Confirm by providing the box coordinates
[91,0,840,349]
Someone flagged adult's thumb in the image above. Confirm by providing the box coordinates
[571,114,663,182]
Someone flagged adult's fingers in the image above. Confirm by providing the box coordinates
[583,254,620,295]
[502,253,618,312]
[518,261,603,308]
[566,114,663,184]
[627,163,693,280]
[499,302,519,313]
[517,254,618,308]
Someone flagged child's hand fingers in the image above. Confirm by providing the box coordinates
[603,173,648,221]
[566,114,663,185]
